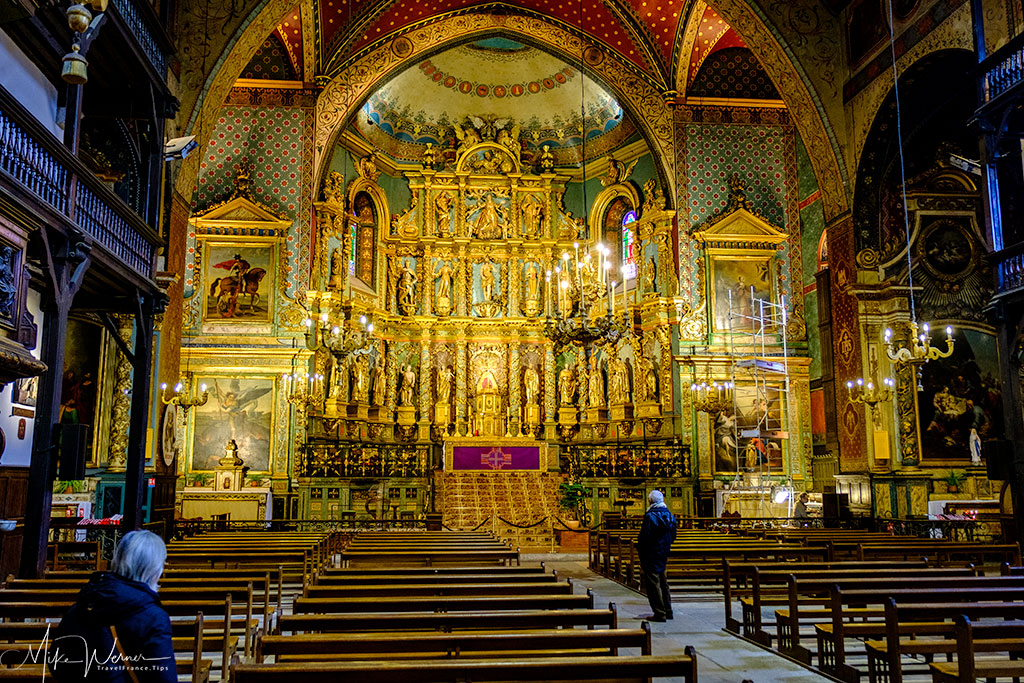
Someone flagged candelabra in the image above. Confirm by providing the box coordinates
[284,372,326,412]
[304,309,374,363]
[159,374,209,414]
[690,380,733,417]
[543,242,629,348]
[846,377,894,422]
[883,321,955,367]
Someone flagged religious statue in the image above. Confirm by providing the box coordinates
[328,247,345,290]
[351,354,370,403]
[521,195,544,238]
[473,195,501,239]
[558,366,576,405]
[644,255,657,293]
[436,365,454,404]
[480,261,496,303]
[435,260,454,302]
[609,356,630,404]
[371,356,386,406]
[454,120,483,155]
[434,191,452,236]
[588,358,605,407]
[523,365,540,406]
[635,353,656,402]
[524,263,540,302]
[322,171,344,207]
[397,258,417,316]
[356,154,380,182]
[399,364,417,406]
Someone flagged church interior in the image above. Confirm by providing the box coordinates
[3,0,1024,679]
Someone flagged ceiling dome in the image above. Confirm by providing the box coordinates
[353,38,638,166]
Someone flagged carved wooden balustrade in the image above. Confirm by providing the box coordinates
[299,443,432,478]
[562,444,691,479]
[0,86,158,279]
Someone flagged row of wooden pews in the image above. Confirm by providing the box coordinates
[710,529,1024,683]
[0,529,335,681]
[233,530,700,682]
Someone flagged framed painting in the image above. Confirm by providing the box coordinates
[61,319,105,463]
[712,383,786,474]
[191,376,275,472]
[917,328,1002,462]
[12,375,37,407]
[202,243,276,323]
[710,255,774,332]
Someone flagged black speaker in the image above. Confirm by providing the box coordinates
[986,439,1015,481]
[58,423,89,480]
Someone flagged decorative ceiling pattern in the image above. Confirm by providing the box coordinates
[241,35,300,80]
[353,39,635,165]
[274,7,305,78]
[319,0,657,76]
[617,0,688,72]
[686,5,746,85]
[689,47,780,99]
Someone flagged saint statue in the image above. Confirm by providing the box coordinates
[609,357,630,404]
[398,259,417,315]
[558,366,575,405]
[524,263,540,302]
[588,359,605,407]
[480,262,496,303]
[328,247,344,290]
[524,366,540,406]
[435,191,452,236]
[435,260,454,301]
[399,364,417,406]
[644,256,657,293]
[351,354,370,403]
[635,354,654,402]
[371,357,385,406]
[436,365,454,404]
[521,195,544,237]
[472,194,502,239]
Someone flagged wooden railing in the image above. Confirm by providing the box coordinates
[979,31,1024,105]
[0,86,159,279]
[109,0,170,77]
[300,443,433,478]
[993,241,1024,294]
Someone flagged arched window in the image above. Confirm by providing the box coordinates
[621,209,638,280]
[352,192,377,284]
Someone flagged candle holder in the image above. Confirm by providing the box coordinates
[883,321,955,367]
[846,377,894,422]
[159,374,209,415]
[690,380,733,417]
[304,303,374,364]
[543,242,628,349]
[285,372,326,412]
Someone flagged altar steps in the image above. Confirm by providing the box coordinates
[434,471,567,551]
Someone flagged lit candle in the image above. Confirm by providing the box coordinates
[561,280,569,319]
[621,268,628,313]
[545,273,552,316]
[608,278,615,315]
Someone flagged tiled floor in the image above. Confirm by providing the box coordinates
[528,555,829,683]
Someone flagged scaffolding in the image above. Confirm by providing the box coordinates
[722,287,795,521]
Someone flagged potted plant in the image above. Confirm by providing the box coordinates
[186,473,212,488]
[558,481,587,528]
[52,480,84,494]
[944,469,967,493]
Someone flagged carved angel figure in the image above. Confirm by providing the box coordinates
[454,121,482,154]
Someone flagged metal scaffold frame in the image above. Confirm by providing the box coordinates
[724,287,795,520]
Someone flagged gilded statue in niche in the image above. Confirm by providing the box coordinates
[558,365,576,405]
[524,365,540,406]
[351,354,370,403]
[609,356,631,405]
[322,171,345,207]
[520,194,544,238]
[635,353,657,403]
[436,365,454,405]
[397,258,418,316]
[644,255,657,294]
[588,358,605,407]
[468,193,508,239]
[522,262,541,317]
[435,191,453,237]
[328,247,344,290]
[371,356,385,406]
[399,364,417,406]
[434,260,454,316]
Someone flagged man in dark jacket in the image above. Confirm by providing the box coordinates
[636,489,678,622]
[50,530,176,683]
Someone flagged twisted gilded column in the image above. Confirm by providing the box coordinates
[456,337,468,424]
[106,313,135,471]
[419,337,431,418]
[544,341,555,422]
[509,343,521,422]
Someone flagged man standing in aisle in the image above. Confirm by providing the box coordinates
[636,489,677,622]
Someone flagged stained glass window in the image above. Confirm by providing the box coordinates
[621,209,637,280]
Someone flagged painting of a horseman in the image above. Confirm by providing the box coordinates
[205,246,273,321]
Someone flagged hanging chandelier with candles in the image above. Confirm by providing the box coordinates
[690,380,733,417]
[160,373,208,414]
[303,307,374,363]
[542,241,629,348]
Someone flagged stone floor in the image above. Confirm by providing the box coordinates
[526,555,828,683]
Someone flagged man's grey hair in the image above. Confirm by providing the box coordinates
[111,530,166,590]
[648,489,665,505]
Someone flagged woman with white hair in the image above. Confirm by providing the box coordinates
[51,530,176,682]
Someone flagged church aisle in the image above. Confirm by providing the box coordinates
[538,557,827,683]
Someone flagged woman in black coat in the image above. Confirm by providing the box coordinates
[51,530,176,683]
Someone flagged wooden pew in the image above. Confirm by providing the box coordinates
[857,542,1021,566]
[255,624,653,662]
[303,581,573,599]
[229,652,698,682]
[293,592,595,614]
[929,616,1024,683]
[338,548,520,567]
[277,606,619,635]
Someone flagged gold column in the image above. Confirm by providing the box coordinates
[544,341,555,423]
[510,343,521,429]
[106,313,134,471]
[418,336,432,419]
[456,336,468,433]
[421,248,432,315]
[508,252,520,316]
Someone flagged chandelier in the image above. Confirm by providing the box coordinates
[543,242,628,348]
[883,322,954,367]
[284,371,325,412]
[846,377,894,421]
[160,373,208,414]
[304,306,374,363]
[690,380,733,417]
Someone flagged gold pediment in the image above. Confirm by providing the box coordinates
[692,206,787,250]
[192,196,291,237]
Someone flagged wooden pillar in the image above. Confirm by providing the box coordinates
[21,229,91,578]
[122,292,156,532]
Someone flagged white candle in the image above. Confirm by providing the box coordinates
[621,269,628,313]
[610,280,617,315]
